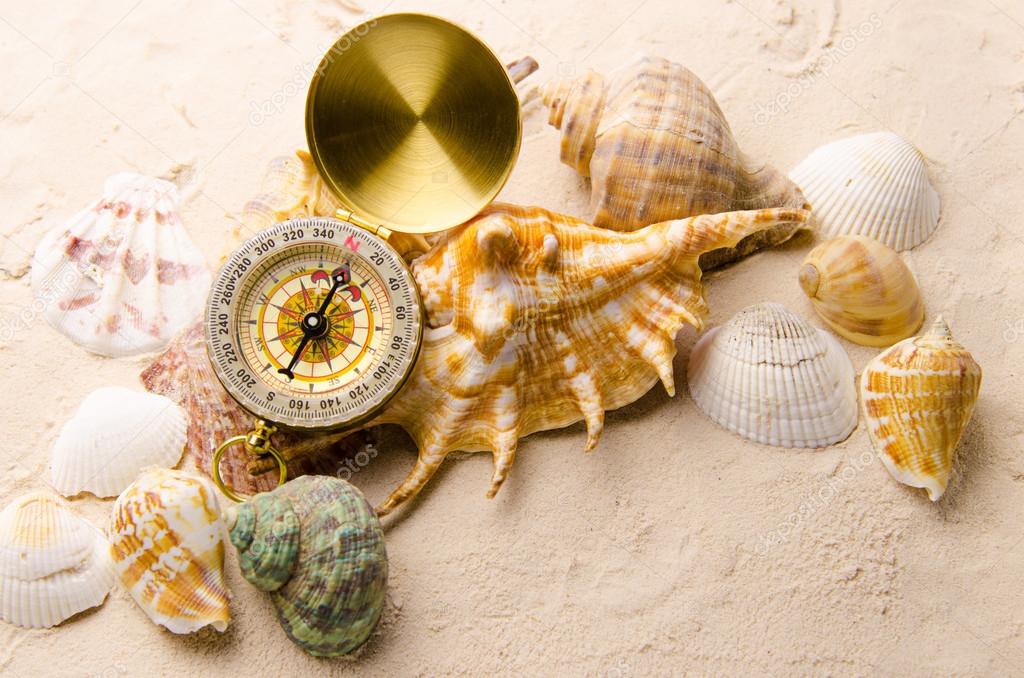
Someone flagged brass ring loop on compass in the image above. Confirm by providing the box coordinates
[211,435,287,503]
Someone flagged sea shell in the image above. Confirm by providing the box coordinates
[362,204,811,514]
[686,302,858,448]
[49,386,187,498]
[799,235,924,347]
[109,468,230,633]
[0,491,114,629]
[860,317,981,500]
[789,131,940,250]
[541,55,809,268]
[226,475,387,657]
[141,320,369,495]
[31,172,212,357]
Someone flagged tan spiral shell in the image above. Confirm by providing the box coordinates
[799,235,924,347]
[860,317,982,500]
[541,56,808,268]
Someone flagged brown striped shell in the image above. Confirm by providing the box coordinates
[860,317,982,500]
[541,56,809,268]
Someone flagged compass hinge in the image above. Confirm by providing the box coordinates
[336,209,392,240]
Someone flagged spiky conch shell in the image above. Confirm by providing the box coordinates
[226,476,387,657]
[686,302,858,448]
[109,468,230,633]
[0,491,114,629]
[366,204,810,514]
[860,317,981,500]
[799,235,925,347]
[49,386,187,499]
[540,56,809,269]
[31,172,211,357]
[789,131,940,251]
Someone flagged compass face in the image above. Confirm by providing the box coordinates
[205,217,422,430]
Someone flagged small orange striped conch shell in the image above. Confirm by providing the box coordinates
[541,56,808,269]
[371,203,810,515]
[109,468,231,633]
[860,317,982,500]
[799,235,924,347]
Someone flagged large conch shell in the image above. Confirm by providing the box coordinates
[860,317,982,500]
[686,302,858,448]
[789,131,940,251]
[369,204,810,514]
[541,56,809,268]
[799,235,925,347]
[226,476,387,657]
[0,491,114,629]
[109,468,231,633]
[31,172,211,357]
[49,386,187,498]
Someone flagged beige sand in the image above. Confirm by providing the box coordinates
[2,0,1023,675]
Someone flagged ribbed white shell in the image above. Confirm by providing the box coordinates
[31,172,212,357]
[687,303,858,448]
[50,387,186,498]
[789,132,940,251]
[0,491,115,628]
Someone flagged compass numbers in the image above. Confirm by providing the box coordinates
[205,217,422,431]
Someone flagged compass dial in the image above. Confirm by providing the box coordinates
[206,217,422,430]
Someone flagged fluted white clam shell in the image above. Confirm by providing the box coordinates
[789,132,940,251]
[0,491,115,629]
[31,172,212,357]
[50,386,187,498]
[687,302,858,448]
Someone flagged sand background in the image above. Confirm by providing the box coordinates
[2,0,1023,675]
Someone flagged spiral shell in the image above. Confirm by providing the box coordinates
[109,468,230,633]
[0,491,114,629]
[860,317,982,500]
[789,132,940,250]
[799,235,924,347]
[49,387,186,498]
[227,476,387,657]
[687,303,858,448]
[541,56,808,268]
[31,172,211,357]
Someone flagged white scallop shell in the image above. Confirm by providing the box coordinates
[31,172,212,357]
[0,491,115,628]
[50,386,187,498]
[110,468,230,633]
[789,132,940,251]
[687,302,858,448]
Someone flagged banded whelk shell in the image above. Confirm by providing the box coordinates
[860,317,981,500]
[687,302,858,448]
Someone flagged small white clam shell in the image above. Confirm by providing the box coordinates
[109,468,230,634]
[0,491,115,629]
[687,302,858,448]
[789,132,940,251]
[49,386,187,498]
[31,172,212,357]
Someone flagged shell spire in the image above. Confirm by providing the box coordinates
[372,204,811,515]
[541,56,809,269]
[860,316,982,500]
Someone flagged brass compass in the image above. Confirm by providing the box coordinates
[206,13,522,500]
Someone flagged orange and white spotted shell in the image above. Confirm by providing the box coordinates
[541,56,808,268]
[860,317,982,500]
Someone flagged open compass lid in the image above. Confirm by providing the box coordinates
[305,13,522,235]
